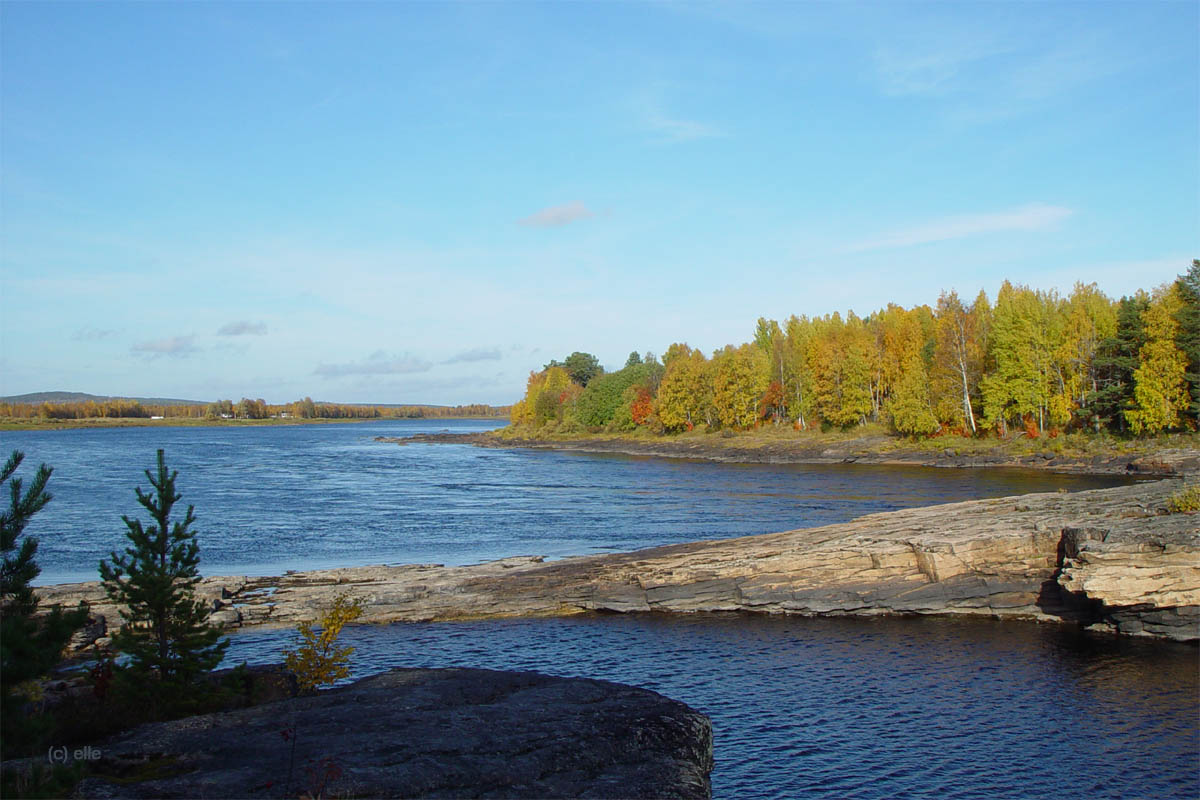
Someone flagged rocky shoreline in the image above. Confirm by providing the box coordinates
[383,431,1200,477]
[42,475,1200,645]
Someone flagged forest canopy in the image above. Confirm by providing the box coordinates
[510,264,1200,439]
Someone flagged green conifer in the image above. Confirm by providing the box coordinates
[1,451,88,756]
[1175,260,1200,423]
[99,450,228,687]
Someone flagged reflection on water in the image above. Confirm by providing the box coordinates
[1,420,1139,585]
[225,614,1200,800]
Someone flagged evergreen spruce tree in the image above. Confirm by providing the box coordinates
[1175,260,1200,424]
[99,450,228,688]
[1,451,88,756]
[1090,294,1150,433]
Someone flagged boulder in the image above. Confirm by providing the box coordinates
[73,668,713,799]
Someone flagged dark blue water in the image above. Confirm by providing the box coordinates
[3,421,1193,798]
[2,419,1135,585]
[223,614,1199,800]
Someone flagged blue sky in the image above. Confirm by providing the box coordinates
[2,1,1195,405]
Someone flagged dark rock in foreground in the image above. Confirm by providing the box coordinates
[74,668,714,799]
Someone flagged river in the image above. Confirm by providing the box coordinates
[3,420,1195,798]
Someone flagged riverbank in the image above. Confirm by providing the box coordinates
[0,416,506,431]
[41,474,1200,643]
[385,428,1200,477]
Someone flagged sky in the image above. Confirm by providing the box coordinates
[1,1,1196,405]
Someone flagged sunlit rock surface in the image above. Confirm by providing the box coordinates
[41,478,1199,643]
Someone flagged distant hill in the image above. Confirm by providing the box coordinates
[0,391,205,407]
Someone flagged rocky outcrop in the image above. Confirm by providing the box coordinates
[1058,518,1200,640]
[39,479,1199,644]
[71,668,714,799]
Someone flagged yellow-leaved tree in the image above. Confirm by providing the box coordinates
[283,593,363,693]
[1126,284,1189,434]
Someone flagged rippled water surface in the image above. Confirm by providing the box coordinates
[2,419,1136,584]
[224,614,1199,800]
[3,421,1193,797]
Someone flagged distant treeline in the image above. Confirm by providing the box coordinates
[512,264,1200,438]
[1,397,510,421]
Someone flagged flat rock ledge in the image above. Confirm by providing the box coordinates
[68,667,713,799]
[42,478,1200,644]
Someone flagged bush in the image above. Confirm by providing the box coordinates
[1166,485,1200,513]
[283,593,363,693]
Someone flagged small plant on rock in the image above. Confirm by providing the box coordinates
[1166,485,1200,513]
[283,593,363,693]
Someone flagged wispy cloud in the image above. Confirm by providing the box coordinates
[131,335,199,358]
[846,204,1073,252]
[874,39,1013,97]
[314,351,432,378]
[517,202,595,228]
[217,320,268,336]
[443,347,502,364]
[644,108,723,142]
[72,327,120,341]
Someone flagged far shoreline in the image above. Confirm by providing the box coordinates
[384,429,1199,478]
[0,416,507,432]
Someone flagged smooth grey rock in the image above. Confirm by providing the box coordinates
[75,668,713,799]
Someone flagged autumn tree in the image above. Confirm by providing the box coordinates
[545,352,603,387]
[931,290,986,434]
[753,318,790,424]
[1126,284,1189,434]
[808,312,873,428]
[872,304,933,424]
[656,345,713,431]
[712,344,769,429]
[1049,282,1117,429]
[783,315,815,428]
[980,282,1061,435]
[888,354,940,436]
[510,366,577,428]
[574,361,663,430]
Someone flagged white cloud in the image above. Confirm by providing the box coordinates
[314,351,432,378]
[443,347,503,364]
[217,320,268,336]
[517,202,595,228]
[846,204,1073,252]
[131,335,199,358]
[873,38,1013,97]
[644,109,723,142]
[72,327,120,341]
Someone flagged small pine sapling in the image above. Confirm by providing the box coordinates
[99,450,228,691]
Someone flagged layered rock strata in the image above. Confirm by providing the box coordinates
[40,478,1199,643]
[70,668,714,799]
